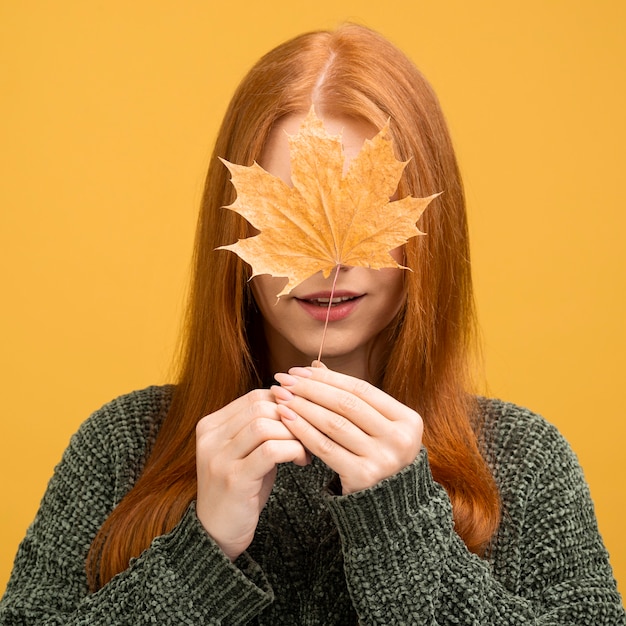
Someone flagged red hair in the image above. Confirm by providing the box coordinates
[87,23,500,590]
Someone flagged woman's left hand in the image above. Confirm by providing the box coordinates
[272,364,423,495]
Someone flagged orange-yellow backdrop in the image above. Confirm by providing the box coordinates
[1,0,625,598]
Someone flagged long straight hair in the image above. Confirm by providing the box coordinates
[87,24,500,590]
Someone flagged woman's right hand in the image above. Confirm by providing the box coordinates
[195,389,311,561]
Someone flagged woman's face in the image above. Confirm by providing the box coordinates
[251,112,406,380]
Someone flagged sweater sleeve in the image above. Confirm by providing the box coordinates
[0,391,274,625]
[325,438,625,625]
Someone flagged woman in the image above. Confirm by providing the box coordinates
[1,24,623,624]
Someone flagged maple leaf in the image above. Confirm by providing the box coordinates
[218,107,439,299]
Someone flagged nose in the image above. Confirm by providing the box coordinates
[322,263,352,284]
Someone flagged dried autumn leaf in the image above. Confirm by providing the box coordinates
[219,107,439,298]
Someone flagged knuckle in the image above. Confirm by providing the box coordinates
[196,412,217,436]
[248,417,269,439]
[389,426,412,449]
[327,412,349,436]
[248,398,271,419]
[338,392,359,413]
[247,388,268,404]
[259,439,279,460]
[318,436,336,456]
[196,418,208,438]
[196,423,216,452]
[387,428,421,467]
[404,407,422,426]
[352,378,372,397]
[371,448,391,473]
[394,409,423,442]
[391,428,420,458]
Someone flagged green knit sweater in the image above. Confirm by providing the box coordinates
[1,386,623,624]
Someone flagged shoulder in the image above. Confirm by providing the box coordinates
[477,396,569,450]
[67,385,174,470]
[25,386,176,539]
[81,384,174,432]
[478,397,558,440]
[475,397,585,490]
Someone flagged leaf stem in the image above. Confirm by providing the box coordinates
[316,264,341,364]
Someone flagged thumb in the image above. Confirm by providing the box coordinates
[310,359,328,369]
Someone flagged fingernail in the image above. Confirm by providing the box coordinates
[277,404,298,421]
[287,366,312,378]
[274,372,298,387]
[271,385,294,402]
[311,360,327,369]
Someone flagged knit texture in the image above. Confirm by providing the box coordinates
[1,386,624,624]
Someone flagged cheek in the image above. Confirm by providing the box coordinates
[389,245,405,265]
[376,268,407,315]
[383,248,408,311]
[382,265,405,290]
[250,275,286,316]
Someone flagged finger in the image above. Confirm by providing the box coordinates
[228,417,299,459]
[282,366,414,422]
[274,372,384,436]
[198,391,281,438]
[276,403,359,474]
[271,385,371,455]
[207,389,276,427]
[242,438,311,477]
[310,359,327,369]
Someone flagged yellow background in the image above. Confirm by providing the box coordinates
[1,0,625,597]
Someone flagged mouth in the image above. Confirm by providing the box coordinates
[294,291,364,322]
[297,294,363,307]
[296,290,364,306]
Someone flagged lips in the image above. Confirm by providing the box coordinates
[295,291,364,322]
[300,294,359,306]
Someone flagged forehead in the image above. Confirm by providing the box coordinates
[259,113,377,184]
